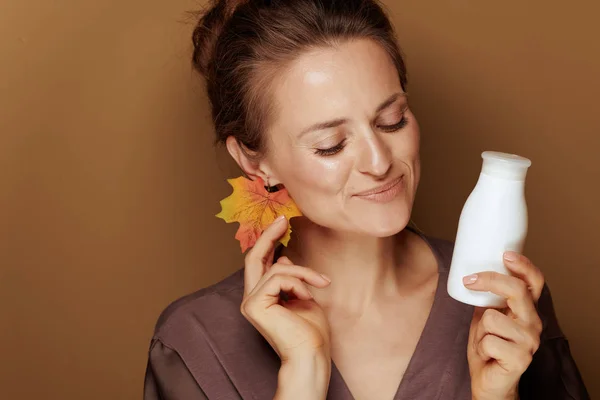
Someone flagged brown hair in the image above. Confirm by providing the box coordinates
[192,0,407,155]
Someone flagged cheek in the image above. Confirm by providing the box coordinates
[408,125,421,188]
[390,122,420,162]
[405,119,421,154]
[389,121,420,189]
[413,157,421,188]
[279,154,352,204]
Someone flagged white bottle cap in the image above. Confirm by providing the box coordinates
[481,151,532,180]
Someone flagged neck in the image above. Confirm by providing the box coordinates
[281,217,422,316]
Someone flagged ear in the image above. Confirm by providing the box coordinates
[225,136,280,185]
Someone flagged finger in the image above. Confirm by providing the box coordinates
[468,307,486,365]
[258,262,331,290]
[277,256,294,265]
[248,274,314,312]
[241,274,315,350]
[244,216,288,296]
[503,252,545,301]
[271,257,298,301]
[242,274,314,323]
[270,256,294,280]
[475,308,517,343]
[474,309,540,355]
[477,334,533,374]
[464,271,538,323]
[265,248,276,270]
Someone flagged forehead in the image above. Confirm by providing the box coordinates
[268,39,402,135]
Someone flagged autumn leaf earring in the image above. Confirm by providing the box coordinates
[216,176,302,252]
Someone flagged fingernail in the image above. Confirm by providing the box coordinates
[274,215,286,223]
[463,274,478,285]
[503,251,518,262]
[320,274,331,283]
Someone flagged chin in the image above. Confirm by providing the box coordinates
[357,210,411,237]
[349,194,413,237]
[365,220,408,237]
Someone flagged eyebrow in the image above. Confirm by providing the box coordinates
[297,92,407,138]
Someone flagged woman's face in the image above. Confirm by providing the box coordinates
[261,39,421,237]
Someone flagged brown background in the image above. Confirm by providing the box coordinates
[1,0,598,398]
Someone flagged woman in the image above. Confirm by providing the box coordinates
[144,0,589,398]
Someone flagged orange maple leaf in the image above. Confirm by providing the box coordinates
[216,176,302,252]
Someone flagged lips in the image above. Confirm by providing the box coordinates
[354,175,404,197]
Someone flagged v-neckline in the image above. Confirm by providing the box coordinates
[326,229,446,400]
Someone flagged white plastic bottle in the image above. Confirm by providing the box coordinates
[447,151,532,308]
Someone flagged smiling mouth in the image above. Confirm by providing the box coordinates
[354,175,404,197]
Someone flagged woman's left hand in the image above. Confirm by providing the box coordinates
[464,251,545,400]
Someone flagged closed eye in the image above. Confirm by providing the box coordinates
[378,115,409,133]
[314,139,347,157]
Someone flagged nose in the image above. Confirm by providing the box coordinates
[356,130,392,177]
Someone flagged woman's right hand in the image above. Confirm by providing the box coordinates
[240,215,332,364]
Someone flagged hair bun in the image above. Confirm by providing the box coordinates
[192,0,249,77]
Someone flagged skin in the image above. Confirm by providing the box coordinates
[230,39,544,400]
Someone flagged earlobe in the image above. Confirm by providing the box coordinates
[225,136,280,185]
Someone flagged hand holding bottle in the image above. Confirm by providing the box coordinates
[464,251,545,400]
